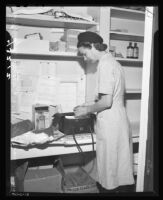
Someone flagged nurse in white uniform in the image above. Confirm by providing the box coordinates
[73,31,135,192]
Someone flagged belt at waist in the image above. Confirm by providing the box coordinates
[97,100,124,116]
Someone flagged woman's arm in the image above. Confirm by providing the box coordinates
[74,93,113,117]
[88,93,113,113]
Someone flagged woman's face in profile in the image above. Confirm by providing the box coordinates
[78,46,98,63]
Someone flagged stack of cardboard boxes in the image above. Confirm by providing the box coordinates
[61,29,84,52]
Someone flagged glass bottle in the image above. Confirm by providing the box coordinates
[127,42,134,58]
[133,42,139,59]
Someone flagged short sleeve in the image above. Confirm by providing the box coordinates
[98,60,115,95]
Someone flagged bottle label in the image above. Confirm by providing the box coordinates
[134,48,139,58]
[127,49,133,58]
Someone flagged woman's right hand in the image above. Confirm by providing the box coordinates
[73,105,88,118]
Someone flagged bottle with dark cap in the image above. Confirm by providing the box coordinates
[127,42,134,58]
[133,43,139,59]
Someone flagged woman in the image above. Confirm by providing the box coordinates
[73,31,135,192]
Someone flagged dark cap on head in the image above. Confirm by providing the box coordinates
[77,31,103,47]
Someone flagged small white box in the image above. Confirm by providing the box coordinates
[32,104,50,130]
[13,38,49,52]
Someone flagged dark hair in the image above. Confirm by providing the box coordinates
[77,41,107,51]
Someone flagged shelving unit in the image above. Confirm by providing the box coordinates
[7,11,98,114]
[8,8,98,161]
[99,7,146,176]
[7,13,98,60]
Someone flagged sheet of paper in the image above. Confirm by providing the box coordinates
[35,77,58,105]
[39,61,57,78]
[57,82,77,112]
[19,92,36,113]
[14,60,40,76]
[16,74,38,92]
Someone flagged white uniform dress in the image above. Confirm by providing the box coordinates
[95,53,134,190]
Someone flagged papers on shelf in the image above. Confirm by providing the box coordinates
[12,7,94,22]
[12,7,53,15]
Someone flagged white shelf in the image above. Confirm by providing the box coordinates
[110,7,145,21]
[110,31,144,42]
[10,50,82,60]
[116,58,143,67]
[6,14,98,30]
[126,89,141,94]
[11,142,96,160]
[116,58,142,62]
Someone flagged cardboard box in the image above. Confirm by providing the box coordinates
[62,166,98,193]
[24,167,62,193]
[64,29,83,39]
[64,29,83,51]
[49,41,66,52]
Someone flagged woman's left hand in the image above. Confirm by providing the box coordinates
[73,106,88,118]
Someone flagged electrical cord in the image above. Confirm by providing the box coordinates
[89,126,95,152]
[72,127,86,166]
[72,124,95,167]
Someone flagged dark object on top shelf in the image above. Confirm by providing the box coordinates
[24,32,43,40]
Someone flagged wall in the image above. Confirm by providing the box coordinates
[11,58,86,120]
